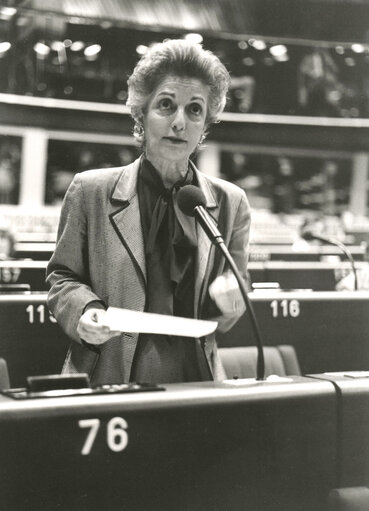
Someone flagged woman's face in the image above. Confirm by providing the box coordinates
[143,75,209,163]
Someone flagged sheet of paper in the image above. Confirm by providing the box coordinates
[222,375,293,386]
[325,371,369,379]
[102,307,218,338]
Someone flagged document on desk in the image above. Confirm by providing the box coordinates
[102,307,218,338]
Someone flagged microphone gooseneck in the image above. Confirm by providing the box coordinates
[301,229,358,291]
[177,185,265,381]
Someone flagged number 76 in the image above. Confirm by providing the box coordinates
[78,417,129,455]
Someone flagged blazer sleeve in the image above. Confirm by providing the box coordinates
[211,189,251,333]
[46,173,104,342]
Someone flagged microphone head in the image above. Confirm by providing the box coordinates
[177,185,207,217]
[300,229,316,241]
[301,229,332,244]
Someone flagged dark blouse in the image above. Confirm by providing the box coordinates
[129,157,211,384]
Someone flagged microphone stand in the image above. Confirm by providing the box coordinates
[217,242,265,380]
[196,205,265,381]
[217,240,265,380]
[303,232,358,291]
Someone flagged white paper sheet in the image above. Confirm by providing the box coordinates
[222,375,293,386]
[102,307,218,338]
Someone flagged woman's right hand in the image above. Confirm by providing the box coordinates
[77,308,121,345]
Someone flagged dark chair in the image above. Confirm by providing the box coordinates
[219,345,301,379]
[0,358,10,390]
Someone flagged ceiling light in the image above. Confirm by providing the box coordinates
[33,42,50,57]
[269,44,287,57]
[184,33,203,44]
[70,41,85,52]
[84,44,101,57]
[51,41,64,52]
[0,41,11,54]
[249,39,266,51]
[0,7,16,19]
[335,46,345,55]
[351,43,365,54]
[238,41,248,50]
[273,53,289,63]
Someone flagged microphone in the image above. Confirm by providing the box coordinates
[177,185,225,245]
[177,185,265,380]
[301,229,358,290]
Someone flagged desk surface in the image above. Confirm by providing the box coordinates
[0,377,337,511]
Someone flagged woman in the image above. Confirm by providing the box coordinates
[46,39,251,385]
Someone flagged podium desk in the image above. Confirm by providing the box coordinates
[310,373,369,490]
[2,289,369,388]
[0,260,48,291]
[249,244,367,262]
[217,291,369,375]
[14,242,55,261]
[0,378,337,511]
[0,293,70,387]
[248,261,368,292]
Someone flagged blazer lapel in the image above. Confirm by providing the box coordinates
[193,167,219,318]
[109,157,146,285]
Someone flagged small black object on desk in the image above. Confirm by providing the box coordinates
[1,373,164,399]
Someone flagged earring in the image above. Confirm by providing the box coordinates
[135,121,144,137]
[198,133,206,147]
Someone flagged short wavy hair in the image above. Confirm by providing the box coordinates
[126,39,230,144]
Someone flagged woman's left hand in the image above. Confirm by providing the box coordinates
[209,273,246,316]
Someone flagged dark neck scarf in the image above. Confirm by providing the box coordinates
[138,157,198,317]
[131,157,212,384]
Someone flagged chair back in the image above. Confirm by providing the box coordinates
[219,345,301,379]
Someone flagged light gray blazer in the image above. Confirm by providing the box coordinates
[46,157,251,384]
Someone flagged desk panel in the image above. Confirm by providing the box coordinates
[0,378,337,511]
[0,293,70,387]
[309,373,369,489]
[250,244,367,262]
[2,290,369,387]
[1,259,364,293]
[217,291,369,374]
[248,261,368,291]
[14,242,55,261]
[0,260,48,291]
